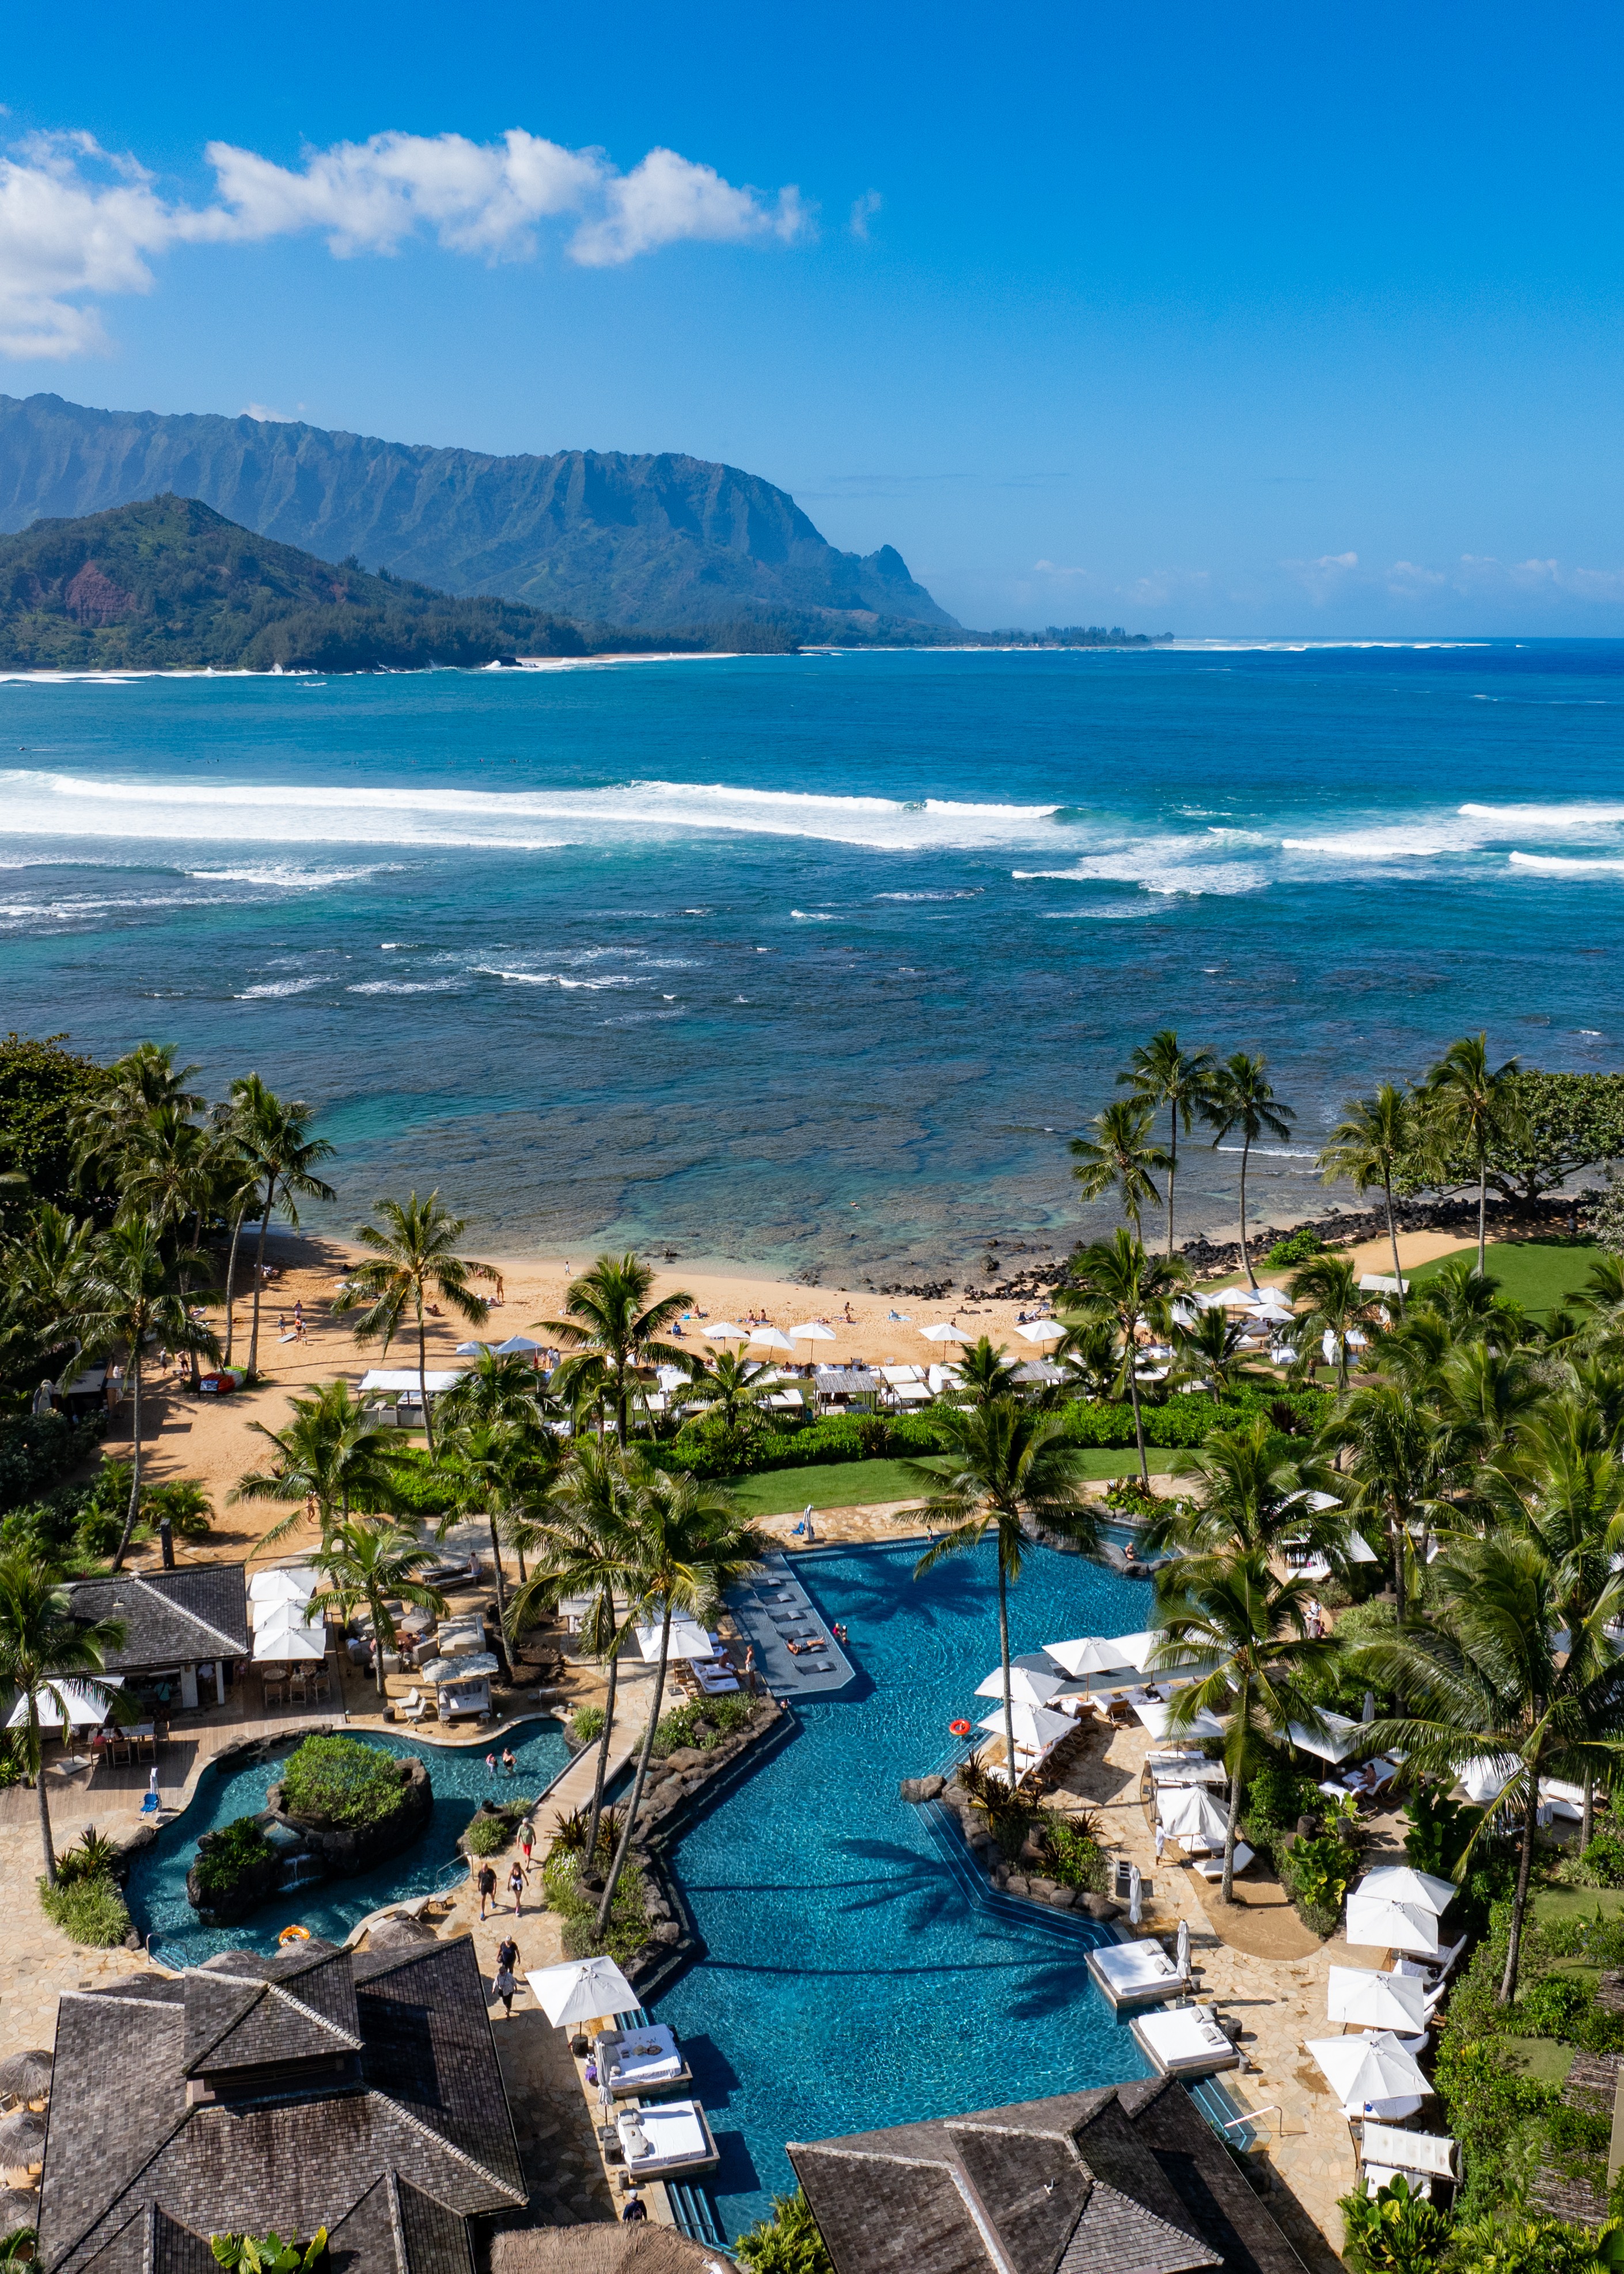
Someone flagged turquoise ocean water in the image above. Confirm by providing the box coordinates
[3,641,1622,1276]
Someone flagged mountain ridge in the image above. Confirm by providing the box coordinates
[0,393,957,635]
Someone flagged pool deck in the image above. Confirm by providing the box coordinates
[727,1555,856,1697]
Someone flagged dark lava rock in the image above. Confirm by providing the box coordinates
[898,1775,945,1803]
[265,1755,433,1877]
[1080,1892,1124,1921]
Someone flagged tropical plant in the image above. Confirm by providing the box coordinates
[1287,1253,1385,1390]
[49,1214,219,1567]
[0,1549,127,1881]
[1116,1028,1216,1257]
[232,1380,402,1550]
[1068,1098,1171,1241]
[677,1349,777,1432]
[537,1251,693,1451]
[1169,1304,1275,1397]
[908,1400,1098,1791]
[70,1042,204,1192]
[279,1734,405,1826]
[210,2229,328,2274]
[439,1418,560,1648]
[1064,1229,1189,1484]
[1319,1381,1447,1619]
[1319,1083,1419,1309]
[1338,2173,1454,2274]
[223,1076,336,1379]
[1201,1051,1295,1289]
[735,2190,835,2274]
[1421,1034,1525,1273]
[1047,1317,1125,1403]
[1157,1412,1343,1569]
[335,1191,494,1456]
[950,1335,1023,1409]
[434,1347,553,1434]
[305,1521,447,1699]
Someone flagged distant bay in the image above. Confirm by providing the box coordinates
[3,641,1622,1280]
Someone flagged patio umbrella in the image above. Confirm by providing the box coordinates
[790,1322,838,1343]
[1357,1865,1457,1916]
[747,1326,795,1354]
[1044,1635,1141,1680]
[7,1677,123,1730]
[0,2053,50,2106]
[0,2114,44,2168]
[1175,1920,1190,1979]
[1326,1966,1429,2031]
[1344,1892,1441,1957]
[920,1321,971,1343]
[974,1662,1069,1708]
[248,1568,315,1604]
[1014,1319,1064,1343]
[635,1619,712,1662]
[525,1954,637,2027]
[1459,1754,1519,1805]
[1156,1786,1231,1849]
[252,1608,326,1664]
[703,1321,748,1343]
[1305,2032,1431,2114]
[975,1701,1075,1751]
[1285,1710,1364,1764]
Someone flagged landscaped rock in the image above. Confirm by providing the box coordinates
[650,1921,682,1945]
[899,1775,945,1803]
[1080,1893,1122,1921]
[1047,1886,1077,1908]
[662,1746,709,1773]
[1027,1875,1059,1898]
[1004,1873,1030,1897]
[267,1750,432,1878]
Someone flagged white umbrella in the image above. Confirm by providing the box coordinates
[790,1322,838,1343]
[248,1568,316,1604]
[495,1335,544,1354]
[525,1955,637,2027]
[703,1321,749,1343]
[1045,1635,1142,1679]
[1286,1710,1365,1764]
[1306,2032,1431,2114]
[1357,1865,1457,1916]
[252,1605,327,1663]
[1133,1696,1226,1742]
[920,1320,972,1342]
[1014,1319,1064,1343]
[975,1662,1069,1708]
[635,1619,713,1662]
[1326,1966,1428,2031]
[747,1326,795,1354]
[1344,1892,1441,1957]
[7,1676,124,1730]
[1156,1786,1231,1849]
[1175,1919,1190,1979]
[1459,1754,1519,1805]
[976,1701,1075,1751]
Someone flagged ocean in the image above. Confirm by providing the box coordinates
[3,639,1622,1280]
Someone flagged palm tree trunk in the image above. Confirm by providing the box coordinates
[1221,1671,1248,1904]
[32,1704,54,1885]
[1583,1775,1595,1851]
[583,1619,619,1883]
[597,1601,671,1935]
[419,1303,436,1460]
[1167,1108,1178,1259]
[1477,1149,1488,1275]
[224,1203,248,1365]
[616,1363,628,1452]
[1126,1341,1149,1487]
[487,1514,512,1676]
[996,1554,1015,1793]
[1384,1168,1404,1315]
[1498,1777,1542,2004]
[372,1589,388,1697]
[1391,1512,1406,1623]
[1239,1138,1255,1288]
[113,1349,143,1571]
[248,1194,274,1378]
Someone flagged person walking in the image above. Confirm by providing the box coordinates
[492,1936,519,2017]
[477,1860,498,1919]
[518,1819,536,1877]
[507,1858,526,1915]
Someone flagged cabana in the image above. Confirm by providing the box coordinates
[976,1700,1074,1782]
[1086,1938,1192,2011]
[1129,2004,1239,2078]
[356,1369,466,1427]
[813,1367,882,1412]
[420,1652,498,1719]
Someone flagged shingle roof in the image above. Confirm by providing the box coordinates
[37,1938,523,2274]
[70,1567,249,1672]
[789,2083,1304,2274]
[491,2232,724,2274]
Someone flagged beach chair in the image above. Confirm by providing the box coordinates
[395,1689,427,1723]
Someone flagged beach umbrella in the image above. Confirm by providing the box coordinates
[1175,1920,1190,1979]
[976,1701,1075,1751]
[747,1326,795,1353]
[7,1677,123,1730]
[494,1335,544,1354]
[790,1322,838,1343]
[1305,2032,1431,2115]
[1156,1786,1230,1848]
[1363,1691,1376,1723]
[1285,1710,1364,1764]
[1344,1891,1441,1957]
[1357,1865,1457,1916]
[248,1568,316,1604]
[1044,1635,1141,1680]
[635,1619,712,1662]
[920,1321,971,1343]
[1014,1319,1064,1343]
[526,1955,637,2027]
[974,1662,1068,1708]
[1459,1754,1519,1805]
[0,2114,44,2169]
[456,1340,493,1355]
[703,1321,749,1343]
[1326,1966,1428,2031]
[0,2054,50,2107]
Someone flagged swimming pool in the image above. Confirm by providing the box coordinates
[123,1718,571,1967]
[654,1538,1156,2236]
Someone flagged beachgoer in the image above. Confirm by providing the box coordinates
[742,1644,756,1693]
[833,1623,848,1645]
[477,1862,498,1919]
[294,1299,303,1324]
[495,1933,519,1978]
[492,1955,518,2015]
[1154,1824,1166,1862]
[518,1820,535,1874]
[485,1752,497,1776]
[502,1746,517,1776]
[508,1860,525,1914]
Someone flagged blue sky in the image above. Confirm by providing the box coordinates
[1,0,1620,635]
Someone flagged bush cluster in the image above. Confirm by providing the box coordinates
[280,1735,405,1828]
[464,1813,510,1858]
[735,2191,835,2274]
[652,1695,757,1755]
[39,1870,131,1947]
[541,1847,650,1966]
[567,1705,606,1748]
[192,1816,274,1900]
[0,1412,105,1516]
[644,1411,950,1483]
[1263,1227,1326,1267]
[1037,1813,1109,1893]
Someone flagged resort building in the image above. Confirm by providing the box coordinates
[35,1934,526,2274]
[790,2082,1302,2274]
[67,1564,251,1713]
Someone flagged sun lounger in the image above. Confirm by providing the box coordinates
[1395,1935,1469,1987]
[394,1689,427,1723]
[1359,2122,1456,2198]
[1130,2003,1239,2078]
[595,2025,692,2097]
[1193,1843,1255,1881]
[1087,1939,1192,2011]
[613,2098,719,2177]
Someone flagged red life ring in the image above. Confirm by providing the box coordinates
[948,1720,972,1737]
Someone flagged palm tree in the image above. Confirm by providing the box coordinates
[908,1401,1098,1787]
[1069,1099,1171,1242]
[228,1077,337,1379]
[594,1472,771,1932]
[1047,1318,1126,1404]
[1153,1552,1339,1902]
[1065,1229,1188,1485]
[1287,1254,1384,1391]
[1319,1083,1418,1310]
[1410,1252,1528,1349]
[50,1215,220,1568]
[1318,1381,1448,1620]
[537,1252,693,1450]
[305,1521,447,1700]
[0,1551,127,1881]
[1155,1412,1339,1567]
[336,1192,495,1457]
[1,1202,97,1386]
[1118,1029,1216,1256]
[1170,1305,1275,1397]
[507,1443,647,1882]
[951,1335,1023,1409]
[70,1042,204,1192]
[120,1104,225,1390]
[436,1347,553,1433]
[441,1419,560,1654]
[677,1350,777,1432]
[1202,1052,1295,1289]
[1357,1530,1624,2002]
[1421,1035,1523,1274]
[231,1381,403,1552]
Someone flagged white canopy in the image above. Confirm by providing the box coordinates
[248,1568,316,1604]
[435,1616,486,1655]
[790,1322,838,1342]
[420,1652,499,1684]
[1044,1634,1142,1680]
[456,1335,545,1355]
[701,1321,748,1343]
[8,1675,124,1730]
[1459,1754,1520,1805]
[1156,1786,1230,1849]
[746,1326,795,1352]
[1305,2032,1431,2114]
[920,1320,972,1342]
[1357,1865,1456,1916]
[1345,1892,1441,1957]
[1326,1966,1429,2031]
[975,1661,1071,1708]
[357,1370,465,1393]
[1014,1319,1064,1343]
[252,1604,327,1663]
[976,1701,1075,1750]
[1359,1274,1408,1295]
[1133,1696,1226,1742]
[525,1955,637,2026]
[636,1619,714,1662]
[1287,1710,1365,1764]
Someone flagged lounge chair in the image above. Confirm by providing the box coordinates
[395,1689,426,1723]
[1193,1843,1255,1880]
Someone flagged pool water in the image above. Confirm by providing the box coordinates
[124,1719,570,1966]
[655,1540,1156,2236]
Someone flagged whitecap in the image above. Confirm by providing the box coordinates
[346,978,462,995]
[471,965,639,990]
[235,976,327,999]
[790,910,838,921]
[1507,852,1624,874]
[189,861,403,888]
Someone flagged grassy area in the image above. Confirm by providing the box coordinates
[1534,1885,1624,1924]
[1407,1238,1602,1316]
[1497,2036,1578,2087]
[724,1447,1177,1515]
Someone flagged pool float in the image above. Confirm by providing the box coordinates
[278,1924,310,1945]
[948,1720,972,1737]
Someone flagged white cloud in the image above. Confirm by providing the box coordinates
[0,124,811,358]
[241,403,296,422]
[849,189,882,240]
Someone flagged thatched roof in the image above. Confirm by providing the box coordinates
[492,2230,724,2274]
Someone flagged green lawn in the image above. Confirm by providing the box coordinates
[1407,1238,1602,1317]
[724,1446,1177,1515]
[1497,2036,1578,2087]
[1534,1885,1624,1924]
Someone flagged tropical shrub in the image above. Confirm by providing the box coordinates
[1435,2034,1558,2220]
[192,1818,276,1905]
[1448,2212,1624,2273]
[1338,2173,1452,2274]
[1278,1827,1360,1935]
[567,1705,605,1748]
[1265,1227,1327,1268]
[0,1412,104,1515]
[54,1826,121,1886]
[1242,1761,1321,1858]
[464,1814,509,1858]
[652,1695,757,1755]
[735,2190,834,2274]
[39,1870,131,1947]
[548,1805,624,1865]
[1576,1830,1624,1889]
[541,1847,650,1965]
[143,1479,213,1538]
[210,2228,328,2274]
[279,1735,404,1828]
[1038,1813,1109,1892]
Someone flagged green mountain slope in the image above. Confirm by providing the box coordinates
[0,494,656,670]
[0,394,958,634]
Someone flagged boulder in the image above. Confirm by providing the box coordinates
[1026,1875,1059,1898]
[1047,1886,1077,1908]
[1004,1873,1030,1897]
[1080,1892,1123,1921]
[649,1921,682,1946]
[662,1746,709,1773]
[899,1776,945,1803]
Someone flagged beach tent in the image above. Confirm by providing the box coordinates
[1345,1892,1441,1957]
[1132,1696,1226,1742]
[1357,1865,1457,1916]
[1326,1966,1429,2031]
[1306,2032,1431,2116]
[635,1620,714,1663]
[526,1955,637,2027]
[7,1676,124,1730]
[1155,1786,1230,1851]
[419,1653,499,1684]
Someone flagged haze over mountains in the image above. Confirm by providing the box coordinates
[0,394,955,637]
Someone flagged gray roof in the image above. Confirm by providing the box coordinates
[37,1936,523,2274]
[814,1369,882,1393]
[790,2082,1304,2274]
[70,1566,250,1672]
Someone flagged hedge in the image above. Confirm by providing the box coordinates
[0,1412,105,1515]
[1058,1388,1331,1449]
